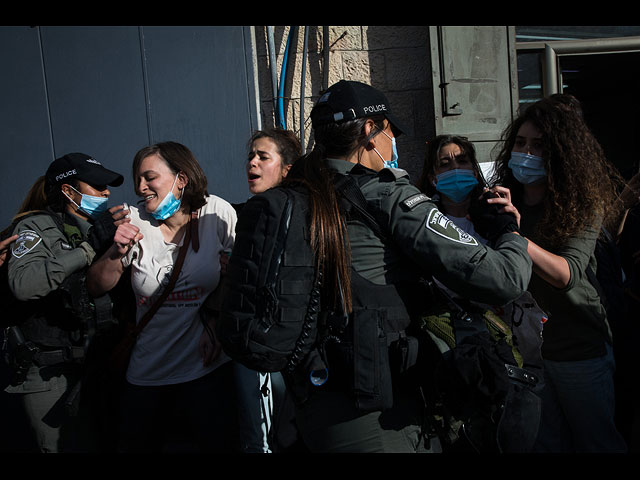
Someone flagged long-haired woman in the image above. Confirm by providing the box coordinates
[487,94,627,452]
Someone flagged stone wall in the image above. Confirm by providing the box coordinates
[252,26,435,183]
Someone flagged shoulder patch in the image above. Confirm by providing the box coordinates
[11,230,43,258]
[402,193,430,210]
[425,208,479,246]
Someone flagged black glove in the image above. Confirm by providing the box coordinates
[468,191,519,242]
[87,210,117,256]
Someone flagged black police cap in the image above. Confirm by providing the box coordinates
[310,80,407,136]
[45,153,124,188]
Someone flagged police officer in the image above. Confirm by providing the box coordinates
[3,153,127,452]
[279,80,533,452]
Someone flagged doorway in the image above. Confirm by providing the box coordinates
[560,51,640,179]
[515,32,640,180]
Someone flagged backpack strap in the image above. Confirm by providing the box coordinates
[273,188,323,373]
[256,189,295,329]
[333,172,388,243]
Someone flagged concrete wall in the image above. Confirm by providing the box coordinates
[252,26,436,183]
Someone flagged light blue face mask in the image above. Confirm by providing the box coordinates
[151,173,183,221]
[508,151,547,185]
[434,169,479,203]
[374,128,399,169]
[64,186,109,219]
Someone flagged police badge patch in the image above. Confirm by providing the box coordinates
[11,230,43,258]
[425,208,478,246]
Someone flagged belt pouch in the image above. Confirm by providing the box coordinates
[353,309,393,412]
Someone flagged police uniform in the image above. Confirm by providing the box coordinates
[3,153,123,452]
[332,160,531,303]
[293,159,532,453]
[291,80,532,453]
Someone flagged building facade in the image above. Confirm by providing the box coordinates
[2,25,639,225]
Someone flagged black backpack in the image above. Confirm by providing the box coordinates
[416,280,546,453]
[218,184,320,374]
[218,164,395,376]
[218,172,400,452]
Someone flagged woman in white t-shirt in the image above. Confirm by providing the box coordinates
[87,141,239,452]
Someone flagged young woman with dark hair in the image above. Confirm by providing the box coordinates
[231,128,303,453]
[486,95,627,452]
[244,127,301,197]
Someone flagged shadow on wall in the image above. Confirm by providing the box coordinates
[364,26,435,184]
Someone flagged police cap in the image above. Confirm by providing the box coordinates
[310,80,407,136]
[45,153,124,188]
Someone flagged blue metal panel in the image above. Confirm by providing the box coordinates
[0,26,54,225]
[141,26,253,204]
[39,26,150,208]
[0,25,257,230]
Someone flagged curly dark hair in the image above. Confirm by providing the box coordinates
[490,95,624,248]
[417,134,486,199]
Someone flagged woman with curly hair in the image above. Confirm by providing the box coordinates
[486,94,627,452]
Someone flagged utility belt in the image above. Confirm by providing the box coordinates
[2,325,86,385]
[317,323,419,412]
[289,273,421,413]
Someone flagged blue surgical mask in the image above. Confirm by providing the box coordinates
[508,151,546,185]
[151,173,183,221]
[434,169,479,203]
[64,186,109,219]
[374,128,399,169]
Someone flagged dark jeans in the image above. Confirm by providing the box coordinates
[117,361,239,453]
[533,344,627,453]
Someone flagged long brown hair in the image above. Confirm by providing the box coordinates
[0,176,49,237]
[284,114,386,313]
[491,95,624,248]
[16,176,48,217]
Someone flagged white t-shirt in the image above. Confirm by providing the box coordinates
[122,195,237,386]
